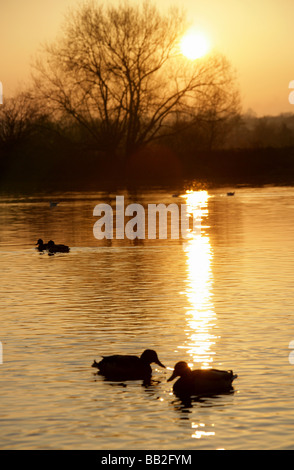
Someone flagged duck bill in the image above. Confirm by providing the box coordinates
[156,359,165,368]
[167,370,177,382]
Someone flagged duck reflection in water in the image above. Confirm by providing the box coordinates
[92,349,165,381]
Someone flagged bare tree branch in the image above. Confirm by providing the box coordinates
[32,0,240,157]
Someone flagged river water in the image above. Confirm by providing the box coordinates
[0,186,294,450]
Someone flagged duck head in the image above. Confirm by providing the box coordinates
[36,239,44,246]
[47,240,55,248]
[167,361,191,382]
[92,360,99,369]
[140,349,165,368]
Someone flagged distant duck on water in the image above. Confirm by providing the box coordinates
[36,239,48,251]
[92,349,165,380]
[35,239,70,254]
[47,240,70,253]
[167,361,238,397]
[227,192,235,196]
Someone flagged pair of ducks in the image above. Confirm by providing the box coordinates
[36,239,70,254]
[92,349,238,397]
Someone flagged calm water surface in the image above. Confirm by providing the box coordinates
[0,186,294,450]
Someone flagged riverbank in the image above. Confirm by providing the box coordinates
[1,145,294,192]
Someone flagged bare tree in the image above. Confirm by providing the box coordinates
[190,60,241,149]
[33,0,239,158]
[0,92,42,148]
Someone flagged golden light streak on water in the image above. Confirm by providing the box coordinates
[181,190,218,368]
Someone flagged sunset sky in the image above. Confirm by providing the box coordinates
[0,0,293,116]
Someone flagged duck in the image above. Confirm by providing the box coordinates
[227,192,235,196]
[92,349,165,380]
[36,239,48,251]
[167,361,238,397]
[47,240,70,253]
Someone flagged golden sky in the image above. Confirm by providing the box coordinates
[0,0,293,116]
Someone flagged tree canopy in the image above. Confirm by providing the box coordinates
[34,0,240,158]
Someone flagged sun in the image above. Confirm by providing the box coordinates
[180,29,210,60]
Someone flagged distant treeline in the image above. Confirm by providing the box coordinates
[1,105,294,191]
[2,0,294,192]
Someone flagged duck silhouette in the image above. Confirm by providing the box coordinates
[47,240,70,254]
[92,349,165,380]
[167,361,237,397]
[36,239,48,251]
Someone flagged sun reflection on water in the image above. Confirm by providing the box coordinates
[191,423,215,439]
[181,190,218,369]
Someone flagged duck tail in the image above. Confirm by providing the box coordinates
[231,371,238,381]
[227,370,237,380]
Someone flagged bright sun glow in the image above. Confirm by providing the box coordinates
[180,30,210,60]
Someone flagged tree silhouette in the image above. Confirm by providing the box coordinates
[34,0,239,159]
[0,92,41,149]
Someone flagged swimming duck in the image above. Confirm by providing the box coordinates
[227,192,235,196]
[92,349,165,380]
[47,240,70,253]
[36,239,48,251]
[167,361,238,396]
